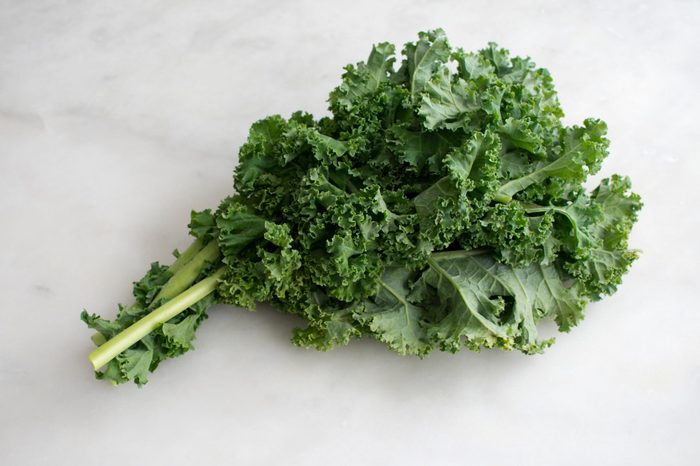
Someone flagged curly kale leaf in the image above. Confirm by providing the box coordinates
[564,175,642,299]
[330,42,397,110]
[416,252,583,352]
[496,119,609,202]
[354,265,432,356]
[413,130,500,253]
[401,29,451,97]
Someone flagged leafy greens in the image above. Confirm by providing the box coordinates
[82,29,641,386]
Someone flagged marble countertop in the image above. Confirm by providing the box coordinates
[1,1,698,464]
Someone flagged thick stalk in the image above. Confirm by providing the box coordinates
[152,240,220,305]
[168,238,204,274]
[91,237,208,345]
[430,248,489,261]
[89,267,226,370]
[493,193,512,203]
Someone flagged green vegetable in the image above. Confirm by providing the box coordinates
[82,29,641,386]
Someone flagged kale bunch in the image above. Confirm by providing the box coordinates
[82,29,641,386]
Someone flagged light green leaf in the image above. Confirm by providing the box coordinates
[566,175,642,298]
[331,42,396,109]
[418,67,479,130]
[355,266,432,356]
[162,314,200,351]
[415,251,583,352]
[402,29,451,97]
[495,119,609,201]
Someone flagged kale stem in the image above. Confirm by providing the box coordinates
[152,240,220,305]
[90,238,215,350]
[89,267,226,370]
[168,238,204,274]
[430,248,490,261]
[523,206,549,213]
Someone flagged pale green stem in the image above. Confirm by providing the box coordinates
[152,240,220,305]
[89,267,226,370]
[493,193,512,203]
[168,238,204,274]
[90,237,207,344]
[521,203,548,213]
[430,248,489,261]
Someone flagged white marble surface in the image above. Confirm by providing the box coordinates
[1,1,699,464]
